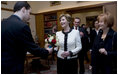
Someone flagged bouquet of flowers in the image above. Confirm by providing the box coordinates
[45,34,59,48]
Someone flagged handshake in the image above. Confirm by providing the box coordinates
[44,43,54,54]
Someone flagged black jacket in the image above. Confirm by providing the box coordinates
[1,15,49,74]
[91,28,117,66]
[90,29,98,49]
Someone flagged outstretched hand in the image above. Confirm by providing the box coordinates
[45,43,53,54]
[46,47,53,54]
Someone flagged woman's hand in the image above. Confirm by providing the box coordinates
[79,32,84,37]
[89,65,92,70]
[99,48,107,55]
[61,51,70,58]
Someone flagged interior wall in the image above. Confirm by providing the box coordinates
[1,10,13,19]
[1,1,16,9]
[28,15,36,40]
[103,3,117,31]
[72,10,102,26]
[1,10,36,40]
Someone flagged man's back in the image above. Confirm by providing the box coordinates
[2,15,50,74]
[1,15,28,73]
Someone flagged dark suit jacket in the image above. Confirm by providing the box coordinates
[89,29,98,49]
[1,15,49,74]
[91,28,117,67]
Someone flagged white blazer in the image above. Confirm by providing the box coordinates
[56,29,82,59]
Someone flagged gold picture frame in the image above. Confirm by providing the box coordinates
[50,1,61,6]
[1,1,7,5]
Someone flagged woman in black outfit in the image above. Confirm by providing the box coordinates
[91,12,117,74]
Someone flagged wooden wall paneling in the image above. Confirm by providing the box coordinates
[35,14,45,48]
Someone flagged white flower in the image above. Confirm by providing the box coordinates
[54,47,58,51]
[48,36,54,43]
[55,36,59,46]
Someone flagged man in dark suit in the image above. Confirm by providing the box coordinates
[90,20,99,50]
[72,17,89,74]
[1,1,53,74]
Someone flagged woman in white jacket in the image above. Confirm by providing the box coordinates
[56,14,82,74]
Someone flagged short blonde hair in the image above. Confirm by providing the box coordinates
[97,12,114,27]
[59,14,72,25]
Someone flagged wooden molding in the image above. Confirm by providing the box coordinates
[1,7,36,15]
[1,1,7,5]
[1,7,13,12]
[2,1,116,15]
[36,1,116,14]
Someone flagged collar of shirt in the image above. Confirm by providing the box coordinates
[74,26,78,30]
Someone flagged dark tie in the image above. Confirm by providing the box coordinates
[75,27,77,30]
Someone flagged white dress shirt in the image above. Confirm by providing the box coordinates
[56,29,82,59]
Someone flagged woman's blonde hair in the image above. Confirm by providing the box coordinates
[59,14,72,25]
[97,12,114,27]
